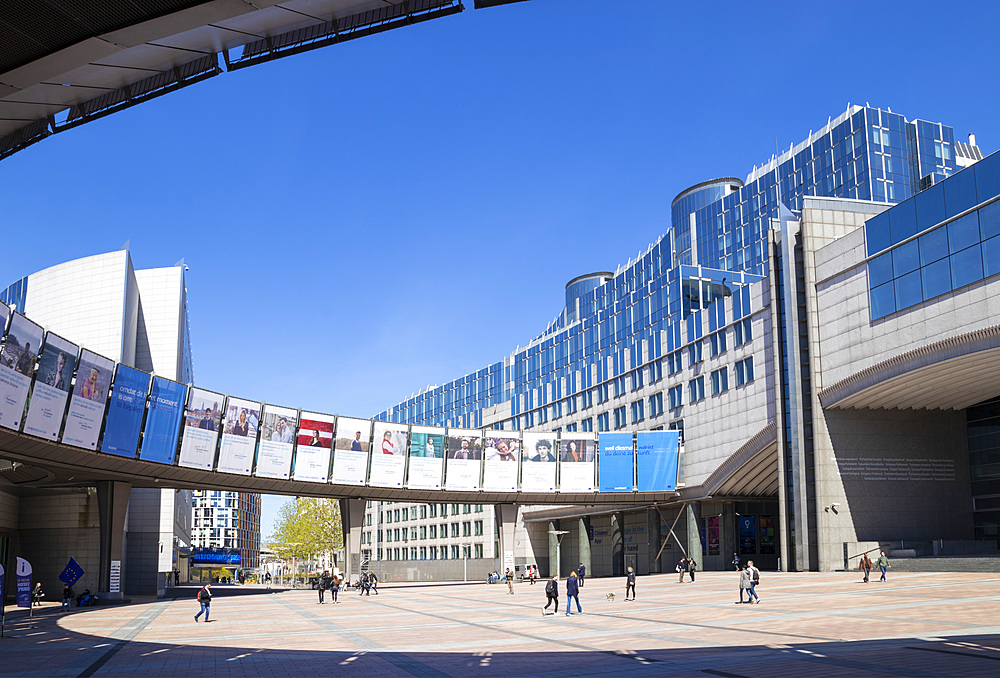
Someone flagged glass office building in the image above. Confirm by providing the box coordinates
[376,105,980,434]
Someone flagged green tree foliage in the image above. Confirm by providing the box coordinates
[268,498,343,560]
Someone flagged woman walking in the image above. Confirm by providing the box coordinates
[565,571,583,616]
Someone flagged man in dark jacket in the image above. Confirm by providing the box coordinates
[542,575,559,615]
[625,566,636,600]
[578,563,586,587]
[194,583,212,622]
[565,571,583,616]
[317,572,329,604]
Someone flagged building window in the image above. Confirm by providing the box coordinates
[648,392,664,417]
[631,399,645,423]
[597,383,610,403]
[668,385,683,410]
[420,547,427,560]
[451,545,460,559]
[420,505,428,519]
[394,509,400,521]
[711,367,729,395]
[474,544,484,559]
[411,547,417,560]
[474,520,483,535]
[648,361,663,383]
[734,318,753,346]
[429,525,437,539]
[710,330,727,357]
[736,357,755,385]
[429,504,437,518]
[463,504,471,514]
[475,504,483,513]
[581,390,593,409]
[451,523,460,537]
[582,418,594,432]
[688,341,703,366]
[429,546,437,559]
[597,413,610,432]
[420,526,427,539]
[613,376,626,398]
[630,370,644,391]
[440,522,447,536]
[451,503,460,515]
[613,406,627,429]
[440,547,448,560]
[689,376,705,402]
[668,350,683,374]
[401,508,408,520]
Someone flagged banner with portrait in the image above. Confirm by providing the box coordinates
[138,377,187,464]
[331,416,371,485]
[598,432,634,492]
[520,431,556,492]
[0,313,43,431]
[61,349,114,450]
[217,397,260,475]
[445,427,482,491]
[293,411,334,483]
[369,422,408,488]
[177,387,224,469]
[557,434,595,492]
[254,405,297,479]
[407,425,445,490]
[100,365,151,458]
[23,332,79,440]
[635,430,679,492]
[482,431,520,491]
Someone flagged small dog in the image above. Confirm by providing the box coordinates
[605,592,616,601]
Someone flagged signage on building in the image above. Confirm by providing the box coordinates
[109,560,121,593]
[192,547,241,566]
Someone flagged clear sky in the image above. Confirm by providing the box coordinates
[2,0,998,537]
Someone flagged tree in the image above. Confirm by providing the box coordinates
[268,497,343,562]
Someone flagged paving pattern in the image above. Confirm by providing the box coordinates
[2,571,999,677]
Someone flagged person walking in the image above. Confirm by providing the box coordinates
[368,572,378,595]
[265,571,272,589]
[860,553,872,583]
[732,553,741,571]
[529,566,537,585]
[61,583,74,612]
[194,582,212,622]
[505,568,514,595]
[625,566,636,601]
[542,575,559,615]
[578,563,586,587]
[677,557,687,583]
[32,582,44,607]
[317,572,328,604]
[736,566,756,604]
[330,574,340,603]
[746,560,760,604]
[687,557,697,582]
[359,572,368,596]
[565,570,583,616]
[877,551,890,581]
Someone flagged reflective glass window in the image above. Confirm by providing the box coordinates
[982,235,1000,278]
[943,166,979,218]
[891,240,919,276]
[920,258,951,300]
[980,201,1000,241]
[914,184,946,231]
[918,227,949,265]
[947,212,981,254]
[975,154,1000,202]
[950,244,984,290]
[865,212,891,256]
[870,281,896,319]
[894,270,922,310]
[868,252,894,287]
[889,200,918,244]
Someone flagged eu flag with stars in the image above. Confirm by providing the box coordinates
[59,557,84,586]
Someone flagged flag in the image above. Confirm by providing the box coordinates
[59,557,84,587]
[15,557,31,608]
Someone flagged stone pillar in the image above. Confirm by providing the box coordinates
[547,521,559,578]
[494,504,518,574]
[339,498,366,583]
[579,517,592,576]
[97,480,131,600]
[686,503,702,567]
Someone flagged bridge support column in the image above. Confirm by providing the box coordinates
[494,504,518,575]
[97,480,131,600]
[686,503,702,567]
[578,517,592,577]
[339,498,366,583]
[547,521,559,578]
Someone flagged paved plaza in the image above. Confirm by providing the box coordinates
[1,571,999,677]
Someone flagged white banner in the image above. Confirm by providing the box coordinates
[23,334,79,440]
[0,314,43,431]
[331,416,370,486]
[369,422,408,488]
[293,411,334,483]
[254,404,297,479]
[407,425,444,490]
[445,428,482,491]
[482,431,520,491]
[520,431,557,492]
[61,349,113,450]
[558,435,596,492]
[217,397,260,475]
[177,387,224,470]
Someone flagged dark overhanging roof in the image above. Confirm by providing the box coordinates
[0,0,528,162]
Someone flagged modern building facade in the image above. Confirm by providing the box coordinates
[0,250,200,595]
[191,490,262,576]
[371,105,996,575]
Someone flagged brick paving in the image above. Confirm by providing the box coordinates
[1,572,999,677]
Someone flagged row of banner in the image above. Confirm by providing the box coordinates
[0,307,679,493]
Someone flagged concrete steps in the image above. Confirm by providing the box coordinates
[883,555,1000,573]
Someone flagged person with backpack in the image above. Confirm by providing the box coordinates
[317,571,328,604]
[747,560,760,603]
[368,572,378,595]
[624,566,636,601]
[194,582,212,622]
[542,574,559,615]
[578,563,586,587]
[330,574,340,603]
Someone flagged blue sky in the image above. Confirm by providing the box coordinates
[2,0,998,536]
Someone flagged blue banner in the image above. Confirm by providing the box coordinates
[15,557,31,608]
[635,430,679,492]
[138,377,187,464]
[192,547,241,566]
[59,557,85,587]
[598,432,634,492]
[100,365,151,458]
